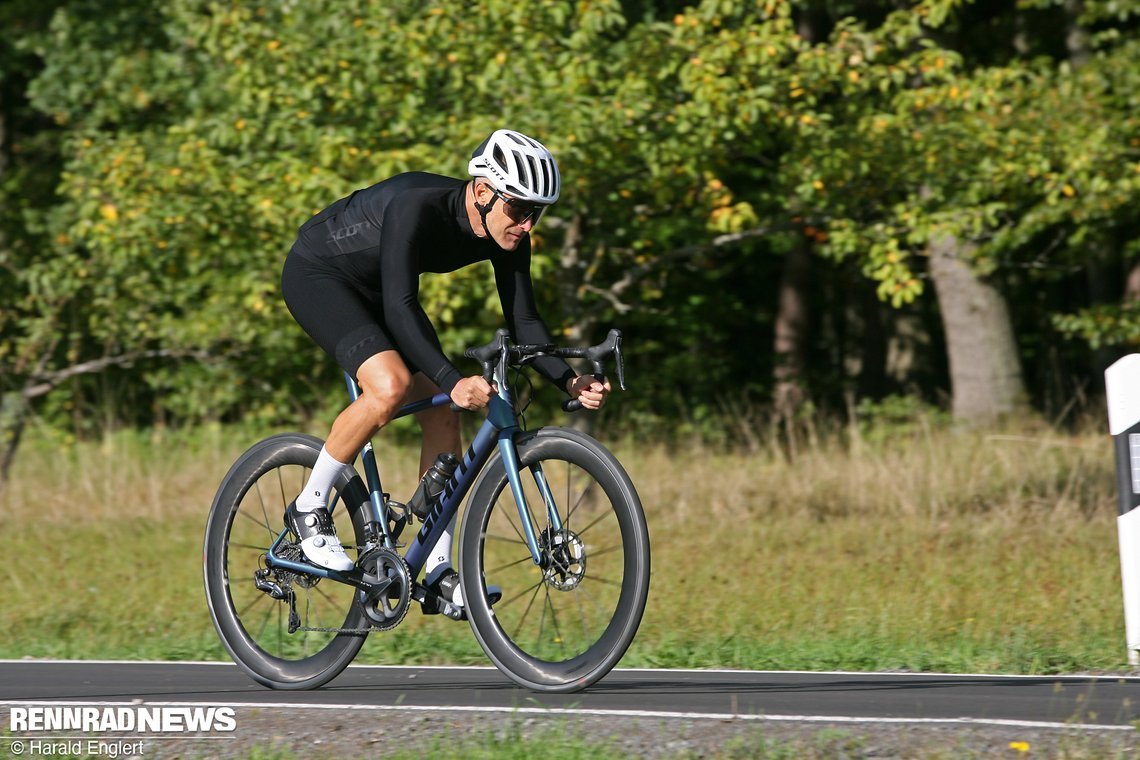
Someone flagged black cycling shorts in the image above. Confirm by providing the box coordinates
[281,249,432,380]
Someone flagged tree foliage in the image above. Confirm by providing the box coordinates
[2,0,1139,458]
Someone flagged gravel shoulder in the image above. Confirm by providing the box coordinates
[62,706,1138,759]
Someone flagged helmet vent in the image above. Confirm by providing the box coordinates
[492,145,509,172]
[540,160,551,197]
[512,151,530,189]
[526,155,539,194]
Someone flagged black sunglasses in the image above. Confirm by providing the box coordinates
[488,187,547,225]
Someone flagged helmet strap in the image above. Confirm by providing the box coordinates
[471,181,498,239]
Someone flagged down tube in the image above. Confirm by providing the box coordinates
[404,420,499,575]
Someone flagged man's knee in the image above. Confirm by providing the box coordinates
[357,353,412,417]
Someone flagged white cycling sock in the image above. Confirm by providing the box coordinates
[296,446,351,512]
[424,514,457,586]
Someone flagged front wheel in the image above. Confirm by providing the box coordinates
[459,428,650,692]
[203,433,371,690]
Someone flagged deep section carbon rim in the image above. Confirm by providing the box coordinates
[203,434,369,689]
[461,430,649,692]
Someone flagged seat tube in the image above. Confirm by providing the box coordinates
[344,372,388,531]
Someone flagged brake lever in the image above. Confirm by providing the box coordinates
[563,329,626,412]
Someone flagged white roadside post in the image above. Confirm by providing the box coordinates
[1106,354,1140,666]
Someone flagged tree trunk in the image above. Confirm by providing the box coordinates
[772,242,813,435]
[1125,260,1140,302]
[769,5,825,443]
[1064,0,1090,70]
[927,233,1028,423]
[856,283,888,399]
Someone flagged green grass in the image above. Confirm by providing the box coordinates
[0,417,1130,673]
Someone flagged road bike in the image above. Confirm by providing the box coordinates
[203,329,650,693]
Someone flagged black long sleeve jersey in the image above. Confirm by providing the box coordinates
[290,172,575,394]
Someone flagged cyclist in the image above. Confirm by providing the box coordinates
[279,129,610,608]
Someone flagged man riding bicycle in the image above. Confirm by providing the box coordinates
[279,129,610,609]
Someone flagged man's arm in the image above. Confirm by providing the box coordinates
[492,240,577,392]
[379,203,464,394]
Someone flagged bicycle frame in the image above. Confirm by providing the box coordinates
[263,368,556,585]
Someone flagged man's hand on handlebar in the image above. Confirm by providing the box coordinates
[451,376,494,410]
[566,375,611,411]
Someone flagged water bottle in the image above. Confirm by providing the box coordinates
[407,452,459,520]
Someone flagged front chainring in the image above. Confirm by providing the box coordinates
[356,547,412,631]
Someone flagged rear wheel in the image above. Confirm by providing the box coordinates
[203,433,370,689]
[460,428,650,693]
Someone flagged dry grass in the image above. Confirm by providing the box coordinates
[0,416,1128,672]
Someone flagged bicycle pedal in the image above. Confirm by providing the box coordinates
[415,585,466,620]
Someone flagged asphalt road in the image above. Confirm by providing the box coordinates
[2,661,1138,730]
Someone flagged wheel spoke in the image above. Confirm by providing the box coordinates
[228,541,270,552]
[566,477,599,526]
[586,544,623,560]
[236,508,273,534]
[575,581,592,644]
[543,590,566,657]
[510,581,546,641]
[487,555,535,574]
[256,478,274,542]
[483,532,529,546]
[575,508,612,539]
[235,589,270,620]
[584,574,623,589]
[499,578,545,609]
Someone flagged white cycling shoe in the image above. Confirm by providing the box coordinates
[284,502,355,572]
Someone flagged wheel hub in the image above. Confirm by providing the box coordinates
[540,527,586,591]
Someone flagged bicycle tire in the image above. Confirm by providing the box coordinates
[459,427,650,693]
[203,433,371,689]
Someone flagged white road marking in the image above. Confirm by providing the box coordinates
[0,699,1132,732]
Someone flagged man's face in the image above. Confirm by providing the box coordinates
[476,183,545,251]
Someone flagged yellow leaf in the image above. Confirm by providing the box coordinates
[267,40,280,51]
[99,204,119,222]
[1062,184,1076,197]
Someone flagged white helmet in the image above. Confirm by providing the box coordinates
[468,129,560,204]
